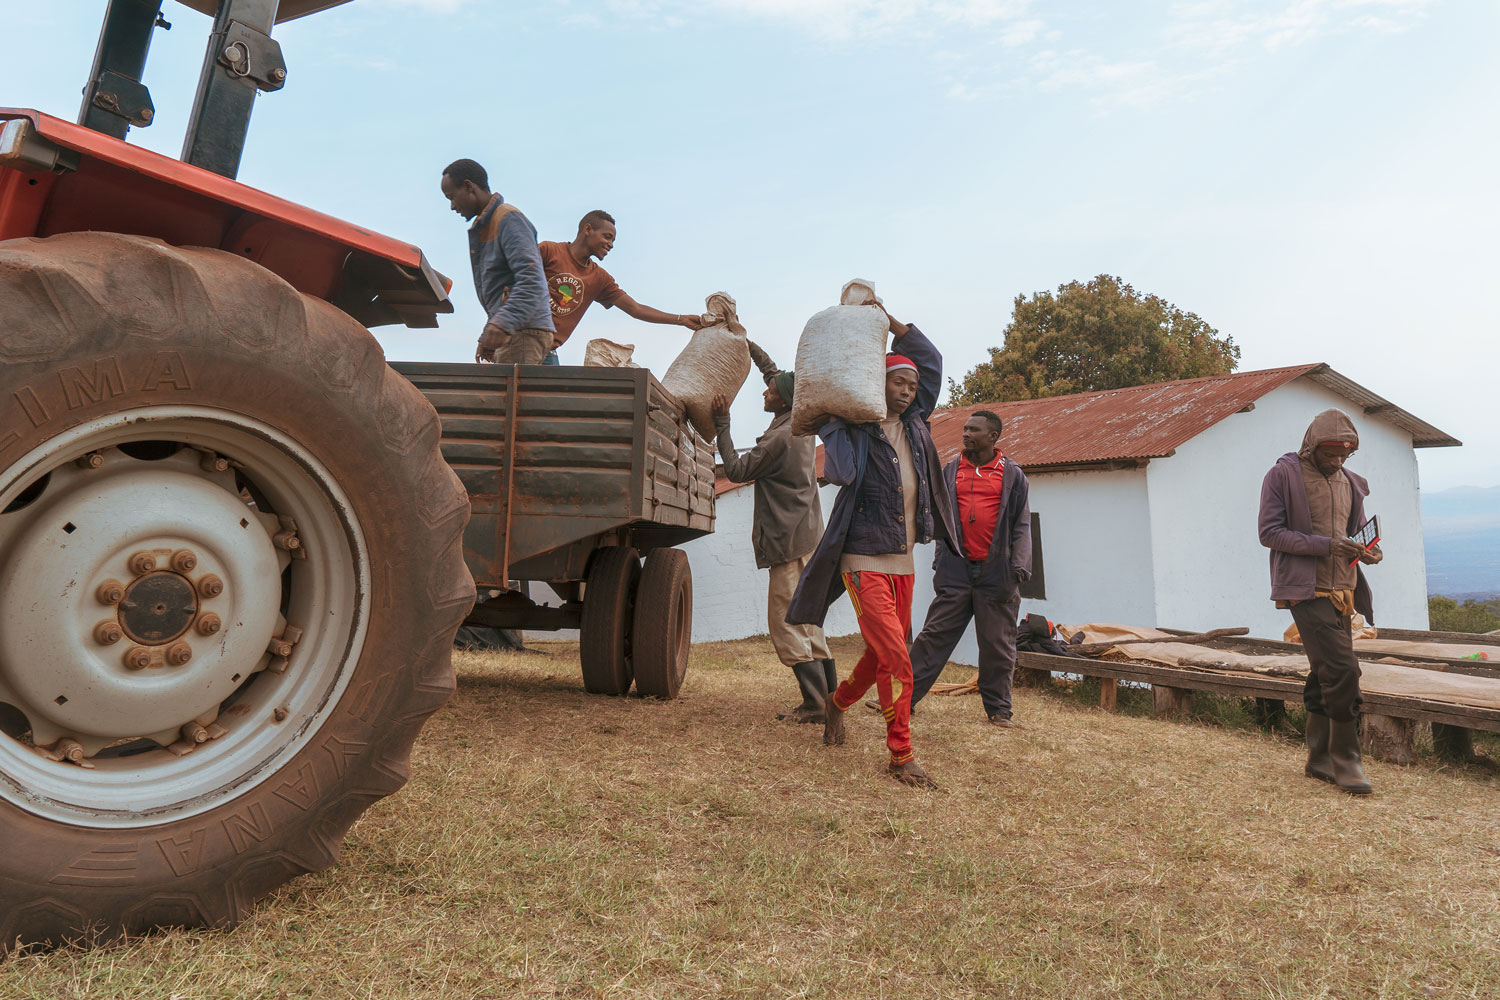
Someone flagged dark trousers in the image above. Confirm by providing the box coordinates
[1290,597,1363,722]
[909,562,1022,718]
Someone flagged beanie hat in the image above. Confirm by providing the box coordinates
[771,370,795,407]
[886,354,917,375]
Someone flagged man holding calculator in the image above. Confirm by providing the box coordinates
[1258,409,1384,795]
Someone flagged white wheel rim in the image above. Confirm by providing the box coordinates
[0,406,369,828]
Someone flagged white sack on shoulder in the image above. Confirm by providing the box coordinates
[583,339,640,368]
[661,291,752,441]
[790,278,889,436]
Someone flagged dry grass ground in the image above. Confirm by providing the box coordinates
[7,636,1500,999]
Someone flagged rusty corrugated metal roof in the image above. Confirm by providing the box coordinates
[713,363,1458,492]
[928,364,1321,469]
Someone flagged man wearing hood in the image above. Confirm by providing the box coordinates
[1258,409,1384,795]
[711,366,834,725]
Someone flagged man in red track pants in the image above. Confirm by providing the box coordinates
[838,570,917,770]
[786,302,959,789]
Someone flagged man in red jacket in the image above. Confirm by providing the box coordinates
[903,410,1032,725]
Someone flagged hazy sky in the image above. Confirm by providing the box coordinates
[8,0,1498,491]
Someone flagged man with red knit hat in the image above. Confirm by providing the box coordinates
[787,306,959,788]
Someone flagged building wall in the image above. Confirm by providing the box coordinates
[684,467,1159,670]
[1146,380,1430,637]
[684,378,1435,659]
[679,483,860,645]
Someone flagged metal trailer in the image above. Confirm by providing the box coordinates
[0,0,713,949]
[394,363,716,700]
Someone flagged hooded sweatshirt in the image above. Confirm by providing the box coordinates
[1257,409,1374,619]
[1297,410,1360,592]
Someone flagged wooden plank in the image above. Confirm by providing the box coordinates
[1378,627,1500,647]
[1177,631,1500,678]
[1099,678,1118,713]
[1015,649,1500,732]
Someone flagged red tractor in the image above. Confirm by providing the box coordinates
[0,0,474,946]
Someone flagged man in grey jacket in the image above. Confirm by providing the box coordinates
[712,371,834,723]
[1258,408,1383,795]
[439,158,555,364]
[903,410,1032,725]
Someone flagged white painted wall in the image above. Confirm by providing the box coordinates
[684,376,1437,660]
[1146,380,1430,637]
[686,469,1158,668]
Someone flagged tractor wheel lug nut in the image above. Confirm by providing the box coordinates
[123,647,152,671]
[181,722,209,744]
[97,579,126,605]
[198,574,224,598]
[196,612,222,637]
[93,620,123,645]
[75,451,104,469]
[165,642,193,666]
[273,530,301,552]
[128,551,157,575]
[171,549,197,573]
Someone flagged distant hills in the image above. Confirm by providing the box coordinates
[1423,485,1500,597]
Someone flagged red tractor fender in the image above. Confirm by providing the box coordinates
[0,108,451,329]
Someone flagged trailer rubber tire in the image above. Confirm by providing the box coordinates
[579,546,639,696]
[632,549,692,700]
[0,233,474,948]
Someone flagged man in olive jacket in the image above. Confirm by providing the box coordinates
[906,410,1032,725]
[712,372,834,724]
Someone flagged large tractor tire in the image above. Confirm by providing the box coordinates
[0,233,474,948]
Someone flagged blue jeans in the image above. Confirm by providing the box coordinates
[542,350,560,366]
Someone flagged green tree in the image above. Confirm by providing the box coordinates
[949,275,1242,403]
[1427,596,1500,634]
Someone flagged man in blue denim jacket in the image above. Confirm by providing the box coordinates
[439,158,555,364]
[787,308,959,787]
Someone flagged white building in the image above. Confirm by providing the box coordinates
[682,363,1459,665]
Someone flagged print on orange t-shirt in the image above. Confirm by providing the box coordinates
[956,453,1005,562]
[538,240,626,346]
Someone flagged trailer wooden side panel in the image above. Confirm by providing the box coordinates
[391,362,715,589]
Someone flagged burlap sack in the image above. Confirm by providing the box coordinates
[583,339,639,368]
[790,279,890,436]
[660,292,752,441]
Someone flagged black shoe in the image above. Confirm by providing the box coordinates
[777,661,827,724]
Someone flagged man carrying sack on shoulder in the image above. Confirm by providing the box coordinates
[711,354,835,724]
[1258,408,1384,795]
[787,307,959,789]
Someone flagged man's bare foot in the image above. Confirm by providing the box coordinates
[888,759,938,788]
[778,703,824,724]
[823,698,846,745]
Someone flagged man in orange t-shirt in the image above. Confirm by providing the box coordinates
[537,210,703,363]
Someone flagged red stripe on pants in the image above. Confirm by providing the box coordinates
[831,571,915,765]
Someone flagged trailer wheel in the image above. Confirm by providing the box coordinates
[579,547,640,695]
[0,233,473,948]
[632,549,692,700]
